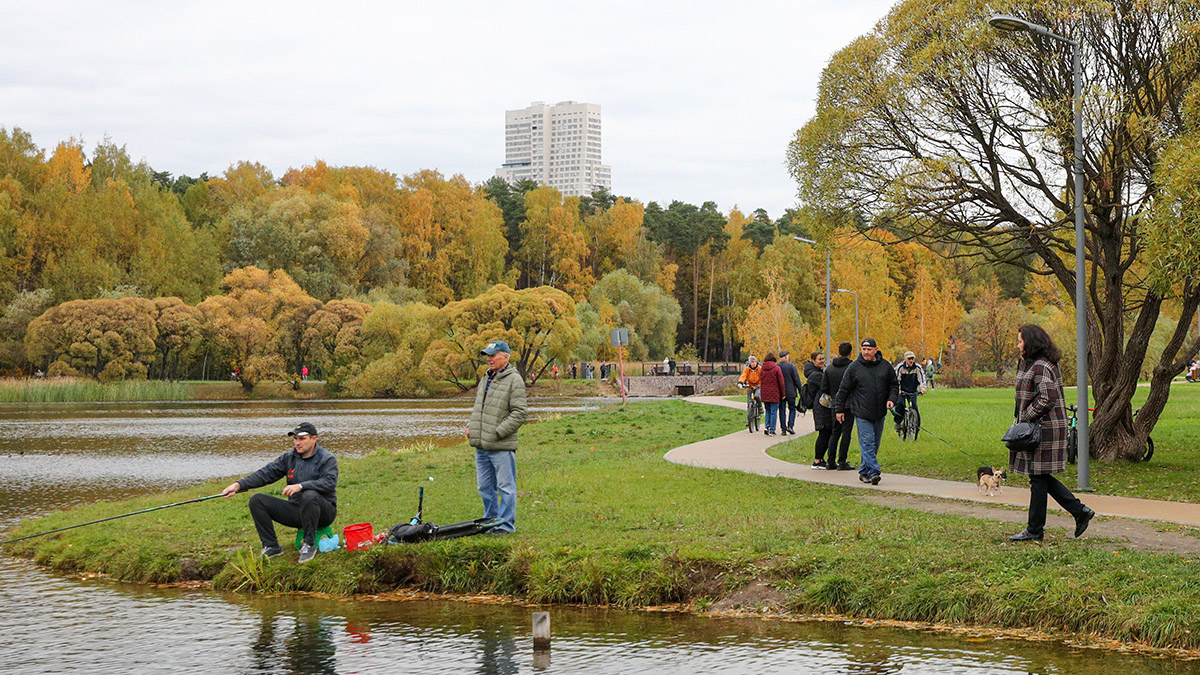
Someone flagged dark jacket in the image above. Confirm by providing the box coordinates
[822,355,853,406]
[833,354,900,422]
[801,361,832,430]
[779,359,802,400]
[759,360,785,403]
[1009,357,1068,476]
[238,444,339,506]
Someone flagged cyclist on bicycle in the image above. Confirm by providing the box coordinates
[738,354,763,407]
[893,350,927,432]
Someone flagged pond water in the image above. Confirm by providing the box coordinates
[1,398,1196,674]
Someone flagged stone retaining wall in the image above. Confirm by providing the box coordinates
[621,375,739,397]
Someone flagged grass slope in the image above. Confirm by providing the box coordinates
[769,385,1200,501]
[7,398,1200,649]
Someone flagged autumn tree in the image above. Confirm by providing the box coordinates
[574,270,681,361]
[736,270,813,360]
[149,297,205,380]
[25,297,158,381]
[197,267,311,391]
[514,187,593,299]
[346,301,441,397]
[422,284,581,390]
[302,299,372,394]
[789,0,1200,459]
[962,285,1023,378]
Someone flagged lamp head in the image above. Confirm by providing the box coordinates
[988,14,1033,32]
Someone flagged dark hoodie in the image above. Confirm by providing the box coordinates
[802,360,832,430]
[822,355,853,402]
[832,353,900,422]
[759,360,785,403]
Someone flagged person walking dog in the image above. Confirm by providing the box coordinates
[222,422,338,564]
[833,338,898,485]
[467,340,528,534]
[1008,325,1095,541]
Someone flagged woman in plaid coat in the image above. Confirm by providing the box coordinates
[1009,324,1095,541]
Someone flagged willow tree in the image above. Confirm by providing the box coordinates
[789,0,1200,460]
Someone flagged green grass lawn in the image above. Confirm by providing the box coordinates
[768,385,1200,502]
[8,397,1200,650]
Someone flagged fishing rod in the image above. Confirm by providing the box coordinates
[0,493,226,546]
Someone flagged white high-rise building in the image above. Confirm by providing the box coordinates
[495,100,612,198]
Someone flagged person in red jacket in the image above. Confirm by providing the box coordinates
[759,352,787,436]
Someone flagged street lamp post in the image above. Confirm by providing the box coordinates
[989,14,1090,491]
[794,236,831,364]
[835,289,859,349]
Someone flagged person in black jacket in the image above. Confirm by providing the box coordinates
[821,342,856,470]
[800,351,833,468]
[832,338,899,485]
[222,422,339,563]
[778,350,803,435]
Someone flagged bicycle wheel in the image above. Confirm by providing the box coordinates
[1141,436,1154,462]
[1066,427,1078,464]
[910,408,920,441]
[747,401,755,432]
[752,401,761,432]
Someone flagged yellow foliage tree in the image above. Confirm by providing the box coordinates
[736,271,813,360]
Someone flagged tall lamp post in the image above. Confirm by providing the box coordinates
[835,288,859,349]
[795,236,831,364]
[989,14,1090,491]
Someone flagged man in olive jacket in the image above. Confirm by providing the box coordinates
[467,340,527,534]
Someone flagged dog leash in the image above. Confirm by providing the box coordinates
[914,423,997,467]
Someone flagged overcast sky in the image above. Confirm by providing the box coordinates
[3,0,899,219]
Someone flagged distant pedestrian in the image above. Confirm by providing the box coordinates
[822,342,856,470]
[571,363,578,379]
[777,351,803,435]
[800,351,832,468]
[466,340,527,534]
[759,353,786,436]
[302,365,309,381]
[1008,325,1094,542]
[924,358,935,389]
[832,338,898,485]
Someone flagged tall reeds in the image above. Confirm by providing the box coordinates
[0,377,194,403]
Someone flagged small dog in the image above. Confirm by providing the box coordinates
[977,466,1006,497]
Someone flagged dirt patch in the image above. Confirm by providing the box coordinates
[709,581,787,612]
[857,492,1200,556]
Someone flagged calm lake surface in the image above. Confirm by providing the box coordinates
[1,398,1196,674]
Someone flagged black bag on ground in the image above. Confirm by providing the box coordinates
[1001,421,1041,452]
[387,522,436,544]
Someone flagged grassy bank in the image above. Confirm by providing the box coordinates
[8,399,1200,650]
[769,384,1200,502]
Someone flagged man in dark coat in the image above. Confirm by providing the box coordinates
[832,338,899,484]
[778,350,803,435]
[222,422,338,564]
[822,342,856,470]
[801,352,833,468]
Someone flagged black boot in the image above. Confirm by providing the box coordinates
[1009,529,1043,542]
[1074,507,1095,538]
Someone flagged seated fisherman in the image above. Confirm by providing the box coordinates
[221,422,338,563]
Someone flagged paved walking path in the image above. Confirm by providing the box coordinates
[666,396,1200,529]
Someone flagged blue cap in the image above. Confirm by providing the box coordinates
[480,340,511,356]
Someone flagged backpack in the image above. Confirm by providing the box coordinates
[386,522,436,544]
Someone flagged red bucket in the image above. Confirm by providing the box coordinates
[343,523,373,552]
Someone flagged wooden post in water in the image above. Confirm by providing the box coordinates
[532,611,550,649]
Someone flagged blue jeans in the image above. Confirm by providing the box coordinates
[855,417,886,477]
[475,449,517,532]
[765,401,780,432]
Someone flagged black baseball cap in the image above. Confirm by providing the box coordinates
[288,422,318,437]
[861,338,878,348]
